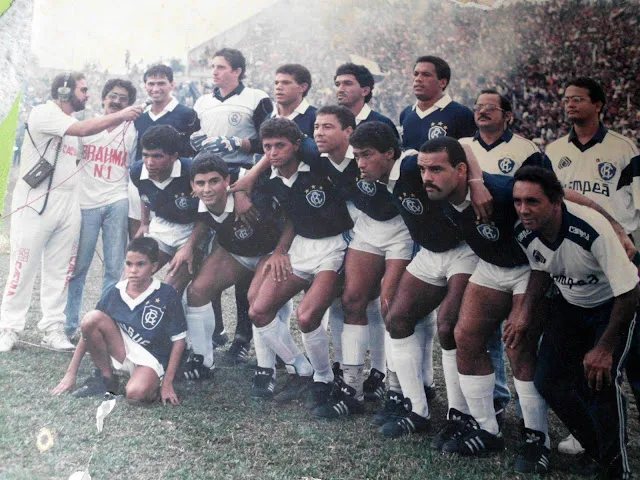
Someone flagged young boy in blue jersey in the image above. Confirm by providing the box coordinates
[511,166,638,480]
[181,151,300,395]
[51,237,186,405]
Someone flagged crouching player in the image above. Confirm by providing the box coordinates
[179,151,296,391]
[51,238,186,405]
[511,167,638,480]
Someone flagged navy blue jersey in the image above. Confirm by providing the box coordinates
[260,154,353,239]
[387,154,462,252]
[304,147,398,222]
[96,280,187,369]
[197,189,283,257]
[444,173,528,267]
[129,157,199,224]
[400,99,476,151]
[134,103,200,160]
[360,109,400,140]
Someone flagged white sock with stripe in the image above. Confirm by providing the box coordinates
[514,378,550,448]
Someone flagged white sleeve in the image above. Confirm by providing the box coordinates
[29,104,77,138]
[591,220,638,297]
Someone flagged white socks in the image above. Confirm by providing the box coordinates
[326,297,344,365]
[255,318,312,376]
[442,348,470,415]
[514,378,550,448]
[391,334,429,418]
[301,324,333,383]
[366,297,385,372]
[342,323,368,400]
[459,373,499,434]
[415,312,436,388]
[185,303,215,368]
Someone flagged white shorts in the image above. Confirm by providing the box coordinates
[342,202,361,245]
[128,181,142,220]
[111,328,165,379]
[407,243,479,287]
[147,217,194,254]
[349,214,414,260]
[230,252,263,272]
[289,233,348,282]
[469,259,531,295]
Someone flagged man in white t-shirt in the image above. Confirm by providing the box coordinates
[0,72,142,353]
[64,79,139,338]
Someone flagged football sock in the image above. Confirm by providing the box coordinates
[391,334,429,418]
[514,378,550,448]
[185,303,215,368]
[459,373,500,434]
[366,297,385,372]
[442,348,470,415]
[326,297,344,365]
[342,323,368,400]
[301,325,333,384]
[415,311,436,388]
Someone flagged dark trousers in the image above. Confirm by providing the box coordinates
[534,295,635,477]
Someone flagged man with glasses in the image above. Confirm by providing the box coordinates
[399,56,475,151]
[546,76,640,456]
[65,79,140,338]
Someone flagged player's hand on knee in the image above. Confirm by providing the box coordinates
[503,314,530,350]
[50,372,76,395]
[265,251,292,283]
[161,383,180,406]
[583,346,613,391]
[201,135,242,154]
[168,245,194,276]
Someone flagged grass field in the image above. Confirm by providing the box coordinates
[1,169,639,480]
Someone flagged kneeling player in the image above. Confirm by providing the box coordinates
[180,152,297,393]
[511,167,638,480]
[51,238,186,405]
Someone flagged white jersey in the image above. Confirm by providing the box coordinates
[546,124,640,233]
[193,84,271,166]
[460,130,550,176]
[15,101,79,210]
[77,119,138,209]
[515,201,638,308]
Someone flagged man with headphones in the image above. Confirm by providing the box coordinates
[0,72,143,353]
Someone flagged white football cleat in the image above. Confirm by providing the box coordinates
[41,328,75,351]
[558,433,585,455]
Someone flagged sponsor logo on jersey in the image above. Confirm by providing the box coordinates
[229,112,242,126]
[141,304,164,330]
[476,223,500,241]
[305,188,325,208]
[516,228,532,243]
[402,197,423,215]
[532,249,546,264]
[568,225,590,241]
[234,226,254,240]
[175,196,191,210]
[357,179,377,196]
[565,180,610,197]
[598,161,616,181]
[428,123,447,139]
[552,273,599,289]
[498,157,515,174]
[558,157,572,169]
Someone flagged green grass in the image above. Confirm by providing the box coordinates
[1,177,639,479]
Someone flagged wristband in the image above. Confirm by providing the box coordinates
[469,178,484,183]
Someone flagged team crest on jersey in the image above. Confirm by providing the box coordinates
[175,196,191,210]
[402,197,423,215]
[357,179,377,196]
[498,157,515,174]
[234,226,254,240]
[532,249,546,264]
[476,223,500,241]
[305,187,325,208]
[141,304,164,330]
[598,162,616,181]
[428,121,448,139]
[558,157,572,169]
[229,112,242,126]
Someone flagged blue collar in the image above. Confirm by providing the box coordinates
[214,82,245,102]
[567,123,607,152]
[474,129,514,152]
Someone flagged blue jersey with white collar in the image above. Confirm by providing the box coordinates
[444,172,528,267]
[129,157,198,224]
[197,189,283,257]
[387,153,462,252]
[96,279,187,369]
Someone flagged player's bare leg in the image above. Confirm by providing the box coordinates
[80,311,125,393]
[125,366,160,404]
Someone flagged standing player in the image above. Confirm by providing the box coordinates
[129,64,200,239]
[248,117,353,409]
[51,237,186,405]
[399,56,475,151]
[273,64,317,137]
[0,72,142,353]
[546,76,640,454]
[511,166,638,480]
[191,48,274,361]
[65,79,139,338]
[334,63,399,138]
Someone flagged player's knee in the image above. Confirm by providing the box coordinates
[186,282,211,307]
[437,315,457,347]
[341,289,367,317]
[388,312,413,339]
[80,310,104,335]
[125,383,153,404]
[248,303,270,327]
[296,305,321,333]
[453,320,481,353]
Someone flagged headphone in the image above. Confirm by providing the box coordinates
[57,73,72,102]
